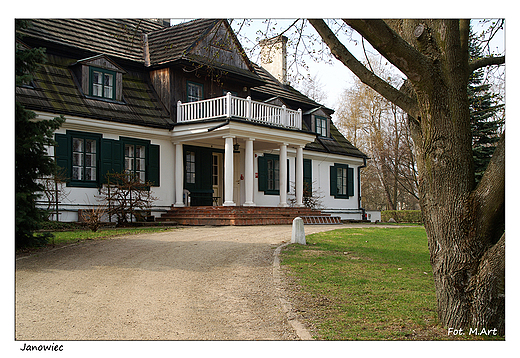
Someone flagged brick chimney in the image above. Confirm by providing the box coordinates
[259,35,288,85]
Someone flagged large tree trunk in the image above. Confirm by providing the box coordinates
[309,19,505,334]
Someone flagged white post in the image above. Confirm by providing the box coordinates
[246,96,252,120]
[244,138,255,206]
[282,105,287,127]
[279,143,288,207]
[174,143,185,207]
[296,145,304,207]
[177,101,182,122]
[226,92,233,118]
[223,135,236,206]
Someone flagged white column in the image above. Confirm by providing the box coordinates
[279,143,288,207]
[244,138,255,206]
[223,135,236,206]
[174,142,185,207]
[296,145,304,207]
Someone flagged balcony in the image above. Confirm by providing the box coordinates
[177,92,302,130]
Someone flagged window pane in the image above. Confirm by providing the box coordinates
[103,73,113,98]
[85,139,96,153]
[73,138,83,152]
[73,167,82,180]
[72,152,82,166]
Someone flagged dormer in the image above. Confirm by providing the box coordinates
[71,54,126,102]
[304,107,331,137]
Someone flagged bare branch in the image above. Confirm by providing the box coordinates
[469,55,505,73]
[308,19,419,118]
[343,19,431,84]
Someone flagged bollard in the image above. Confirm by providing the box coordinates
[291,217,306,245]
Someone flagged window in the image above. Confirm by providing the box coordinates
[72,137,97,182]
[90,67,115,100]
[55,132,160,187]
[186,151,196,184]
[125,144,146,182]
[258,154,289,195]
[330,163,354,198]
[212,154,219,186]
[336,167,348,196]
[316,116,328,137]
[187,82,203,102]
[267,157,280,191]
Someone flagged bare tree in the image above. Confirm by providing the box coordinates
[309,19,505,333]
[336,64,418,211]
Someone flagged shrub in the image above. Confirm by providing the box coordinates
[381,210,423,223]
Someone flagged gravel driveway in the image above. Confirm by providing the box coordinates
[15,224,345,340]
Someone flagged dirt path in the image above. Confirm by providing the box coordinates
[15,224,347,340]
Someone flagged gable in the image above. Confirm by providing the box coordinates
[190,20,251,72]
[74,54,126,74]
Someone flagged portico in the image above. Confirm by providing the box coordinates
[171,118,315,208]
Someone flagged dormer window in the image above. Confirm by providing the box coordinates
[90,67,116,99]
[71,54,125,102]
[316,116,328,137]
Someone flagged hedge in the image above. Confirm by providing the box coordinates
[381,210,423,223]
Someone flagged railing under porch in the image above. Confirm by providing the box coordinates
[177,92,302,130]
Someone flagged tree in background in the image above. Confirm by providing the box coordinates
[15,20,65,248]
[468,28,504,184]
[336,58,418,211]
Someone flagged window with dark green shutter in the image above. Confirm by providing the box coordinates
[55,132,159,187]
[258,154,289,195]
[330,163,354,199]
[55,131,101,188]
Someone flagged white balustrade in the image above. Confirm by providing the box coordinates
[177,93,302,130]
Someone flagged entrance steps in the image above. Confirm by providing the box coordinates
[158,206,335,226]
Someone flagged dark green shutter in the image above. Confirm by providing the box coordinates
[148,144,160,186]
[347,167,354,197]
[258,155,266,191]
[330,165,337,196]
[54,133,70,179]
[287,159,290,193]
[100,138,122,183]
[303,159,312,195]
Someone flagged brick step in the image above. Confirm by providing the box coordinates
[157,206,331,226]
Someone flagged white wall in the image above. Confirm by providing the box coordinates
[40,113,175,222]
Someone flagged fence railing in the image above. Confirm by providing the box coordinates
[177,92,302,130]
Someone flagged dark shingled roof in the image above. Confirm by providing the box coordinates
[15,53,172,128]
[305,121,367,158]
[147,19,220,65]
[19,19,166,63]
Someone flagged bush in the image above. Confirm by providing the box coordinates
[381,210,423,223]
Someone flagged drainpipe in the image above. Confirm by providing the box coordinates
[207,119,230,132]
[358,157,367,220]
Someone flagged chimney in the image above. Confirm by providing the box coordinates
[143,34,150,67]
[259,35,288,85]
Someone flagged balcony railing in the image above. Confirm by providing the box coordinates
[177,92,302,130]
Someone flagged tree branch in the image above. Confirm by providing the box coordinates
[471,131,505,246]
[343,19,431,84]
[469,55,505,73]
[308,19,419,118]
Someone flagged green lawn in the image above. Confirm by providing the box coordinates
[280,226,503,340]
[48,226,177,245]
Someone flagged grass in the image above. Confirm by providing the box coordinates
[280,226,503,341]
[49,226,177,245]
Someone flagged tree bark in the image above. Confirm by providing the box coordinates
[309,19,505,334]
